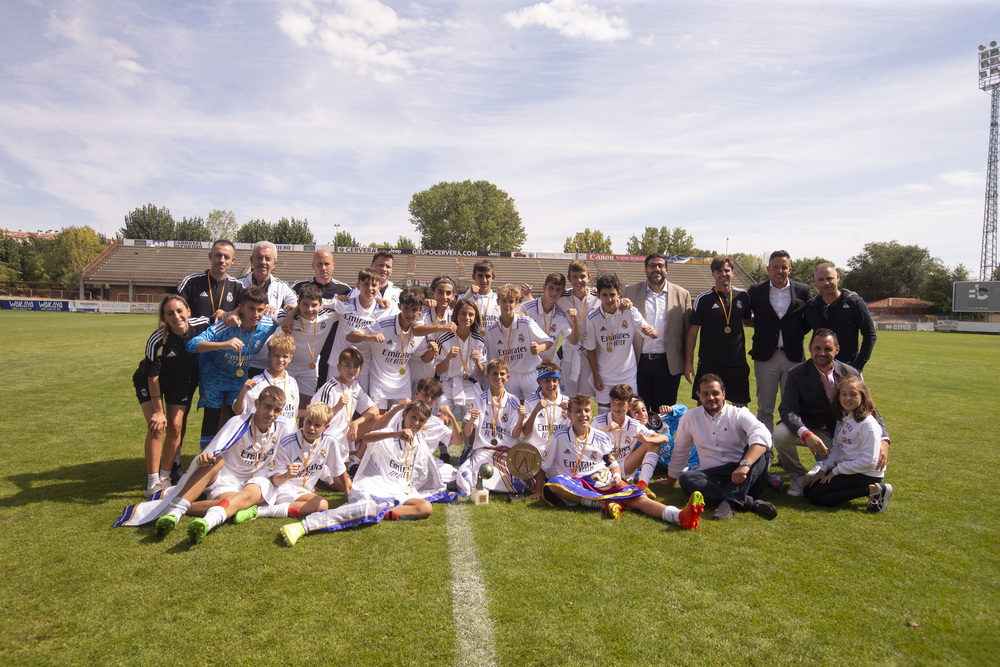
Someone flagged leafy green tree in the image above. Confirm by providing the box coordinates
[919,263,971,314]
[396,236,417,250]
[235,219,273,244]
[206,209,238,241]
[0,234,23,281]
[564,228,613,253]
[271,217,315,245]
[625,226,713,257]
[842,241,936,302]
[332,230,359,247]
[791,256,834,289]
[731,252,768,283]
[409,180,525,252]
[174,216,213,242]
[20,235,52,282]
[48,226,108,287]
[119,203,174,240]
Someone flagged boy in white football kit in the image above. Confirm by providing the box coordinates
[113,387,293,542]
[328,268,397,394]
[521,361,570,461]
[457,359,530,495]
[281,401,454,546]
[592,384,667,496]
[520,273,576,364]
[409,275,456,397]
[314,348,382,471]
[463,259,501,329]
[348,287,454,411]
[533,396,704,529]
[556,260,600,398]
[485,284,554,400]
[232,402,346,524]
[279,283,338,402]
[232,332,300,421]
[584,275,658,408]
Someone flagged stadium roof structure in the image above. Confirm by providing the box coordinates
[81,240,746,300]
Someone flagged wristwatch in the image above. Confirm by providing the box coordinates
[738,459,751,468]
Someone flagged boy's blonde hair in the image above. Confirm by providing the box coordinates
[497,283,521,301]
[259,385,286,407]
[305,402,335,425]
[267,332,296,355]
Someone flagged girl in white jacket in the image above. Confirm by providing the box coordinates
[805,376,893,513]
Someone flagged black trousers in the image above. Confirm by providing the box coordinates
[636,354,682,411]
[679,449,773,509]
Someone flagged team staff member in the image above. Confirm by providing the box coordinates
[624,253,691,409]
[804,263,877,372]
[240,241,298,377]
[684,255,751,407]
[744,250,811,432]
[293,249,352,384]
[176,239,243,322]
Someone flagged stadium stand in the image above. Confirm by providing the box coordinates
[81,241,747,302]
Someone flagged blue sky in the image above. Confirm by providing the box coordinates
[1,0,998,272]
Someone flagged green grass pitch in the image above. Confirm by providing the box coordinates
[1,311,998,666]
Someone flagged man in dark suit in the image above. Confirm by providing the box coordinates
[624,253,692,409]
[744,250,811,432]
[774,328,889,496]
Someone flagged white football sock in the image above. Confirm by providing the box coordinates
[258,503,290,519]
[580,498,602,508]
[159,469,171,480]
[147,473,159,487]
[639,452,659,484]
[204,506,228,530]
[165,497,190,519]
[661,505,680,524]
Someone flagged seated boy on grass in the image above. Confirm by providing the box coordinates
[232,332,300,421]
[187,285,280,449]
[370,378,463,470]
[592,384,668,498]
[531,395,704,530]
[113,386,292,541]
[231,402,347,524]
[455,358,529,496]
[280,400,455,546]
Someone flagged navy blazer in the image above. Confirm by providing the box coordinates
[778,359,889,439]
[745,279,811,363]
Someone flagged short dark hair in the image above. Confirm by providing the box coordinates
[472,259,495,277]
[403,399,432,421]
[372,250,393,263]
[645,252,667,267]
[544,273,566,290]
[211,239,235,253]
[710,255,734,273]
[769,250,791,263]
[338,347,363,366]
[416,377,444,400]
[298,283,322,303]
[698,373,726,393]
[241,285,268,306]
[398,287,424,309]
[596,275,622,294]
[810,328,839,345]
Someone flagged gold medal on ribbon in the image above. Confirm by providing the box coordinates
[403,483,411,494]
[491,437,498,446]
[309,362,316,370]
[606,345,613,353]
[724,326,731,334]
[236,369,244,377]
[399,368,406,375]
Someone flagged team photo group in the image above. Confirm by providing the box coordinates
[114,239,894,546]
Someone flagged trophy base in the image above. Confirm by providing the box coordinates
[472,489,490,505]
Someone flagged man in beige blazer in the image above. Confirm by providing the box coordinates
[624,253,692,410]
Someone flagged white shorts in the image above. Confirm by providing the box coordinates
[206,468,276,502]
[274,482,314,504]
[504,371,536,401]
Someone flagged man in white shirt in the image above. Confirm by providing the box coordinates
[623,253,692,410]
[665,374,777,521]
[239,241,299,377]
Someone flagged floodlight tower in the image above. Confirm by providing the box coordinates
[979,41,1000,281]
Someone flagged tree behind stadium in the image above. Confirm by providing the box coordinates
[409,180,526,252]
[120,203,175,240]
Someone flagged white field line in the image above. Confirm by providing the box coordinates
[446,503,500,667]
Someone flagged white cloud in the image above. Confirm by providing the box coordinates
[503,0,631,42]
[937,170,983,187]
[278,0,442,81]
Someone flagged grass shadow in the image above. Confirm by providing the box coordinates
[1,458,150,508]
